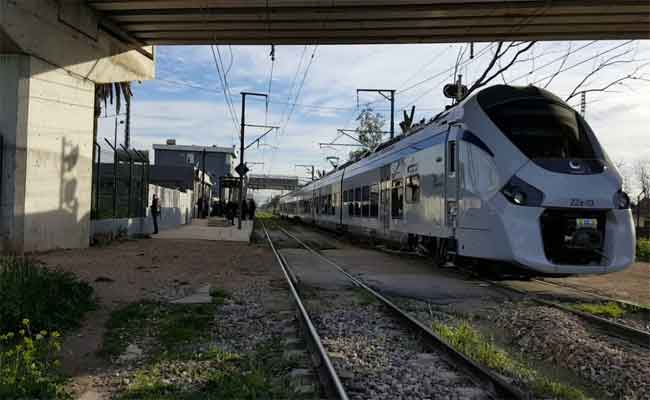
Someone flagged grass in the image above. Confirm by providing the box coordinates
[570,302,626,319]
[637,239,650,262]
[352,288,377,305]
[117,339,299,400]
[209,287,230,305]
[101,302,216,359]
[0,256,96,333]
[431,320,588,400]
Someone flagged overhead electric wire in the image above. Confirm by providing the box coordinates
[278,45,309,126]
[216,45,239,123]
[530,40,636,86]
[280,45,319,136]
[210,45,239,146]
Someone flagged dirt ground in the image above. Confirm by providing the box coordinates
[35,237,279,397]
[546,262,650,305]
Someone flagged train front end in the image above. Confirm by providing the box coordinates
[478,86,636,275]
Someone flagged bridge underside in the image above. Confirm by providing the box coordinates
[89,0,650,45]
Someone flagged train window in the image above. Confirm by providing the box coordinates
[354,188,361,217]
[362,186,370,217]
[370,185,379,217]
[448,141,456,175]
[406,175,420,203]
[391,179,404,219]
[346,190,354,217]
[484,99,600,160]
[327,194,333,215]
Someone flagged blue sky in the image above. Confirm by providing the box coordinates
[97,40,650,199]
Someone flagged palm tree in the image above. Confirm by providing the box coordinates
[93,82,133,159]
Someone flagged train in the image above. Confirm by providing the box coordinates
[278,85,636,276]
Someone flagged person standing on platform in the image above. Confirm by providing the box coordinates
[248,198,256,220]
[151,194,160,234]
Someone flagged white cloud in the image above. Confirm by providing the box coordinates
[101,40,650,191]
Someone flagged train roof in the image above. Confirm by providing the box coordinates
[476,85,564,110]
[280,84,555,199]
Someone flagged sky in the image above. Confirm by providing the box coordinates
[97,40,650,201]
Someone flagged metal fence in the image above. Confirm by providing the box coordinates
[91,141,149,220]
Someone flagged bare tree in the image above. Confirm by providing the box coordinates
[565,52,648,102]
[633,159,650,230]
[614,160,633,195]
[464,41,536,98]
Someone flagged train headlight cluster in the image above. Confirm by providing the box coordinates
[501,176,545,207]
[613,190,630,209]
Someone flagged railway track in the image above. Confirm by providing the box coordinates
[485,279,650,349]
[276,219,649,350]
[262,221,525,400]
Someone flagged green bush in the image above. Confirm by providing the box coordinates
[0,319,69,399]
[0,257,96,333]
[637,239,650,262]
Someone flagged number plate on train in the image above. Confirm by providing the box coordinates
[576,218,597,229]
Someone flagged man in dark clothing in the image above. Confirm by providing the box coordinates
[241,200,248,221]
[248,198,256,220]
[225,201,236,225]
[151,194,160,234]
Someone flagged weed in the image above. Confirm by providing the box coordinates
[570,302,626,318]
[209,287,230,305]
[117,339,298,400]
[0,320,70,399]
[101,302,215,359]
[0,257,96,333]
[431,320,587,400]
[352,288,377,305]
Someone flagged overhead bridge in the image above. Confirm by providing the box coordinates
[88,0,650,44]
[248,175,301,191]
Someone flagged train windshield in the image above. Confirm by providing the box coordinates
[485,99,602,161]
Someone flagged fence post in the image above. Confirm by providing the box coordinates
[103,138,118,218]
[133,149,147,217]
[93,142,101,218]
[119,144,133,218]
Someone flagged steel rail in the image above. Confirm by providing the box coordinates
[276,225,526,400]
[486,280,650,349]
[532,278,650,314]
[261,223,349,400]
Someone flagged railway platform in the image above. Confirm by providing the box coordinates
[153,217,254,242]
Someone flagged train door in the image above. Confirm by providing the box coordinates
[380,165,391,231]
[445,127,460,232]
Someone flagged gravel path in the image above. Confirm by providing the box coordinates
[305,288,489,400]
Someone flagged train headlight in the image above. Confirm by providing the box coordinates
[613,190,630,209]
[501,176,544,207]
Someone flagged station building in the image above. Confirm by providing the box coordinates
[152,140,235,200]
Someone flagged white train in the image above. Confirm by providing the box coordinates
[278,85,636,276]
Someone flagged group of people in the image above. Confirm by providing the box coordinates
[222,198,256,225]
[149,194,257,235]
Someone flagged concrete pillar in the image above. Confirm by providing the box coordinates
[0,54,94,252]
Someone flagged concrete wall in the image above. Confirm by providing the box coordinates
[23,56,95,252]
[0,55,28,252]
[149,184,193,231]
[0,54,94,252]
[91,184,193,238]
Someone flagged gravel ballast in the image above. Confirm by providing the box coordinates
[306,288,489,400]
